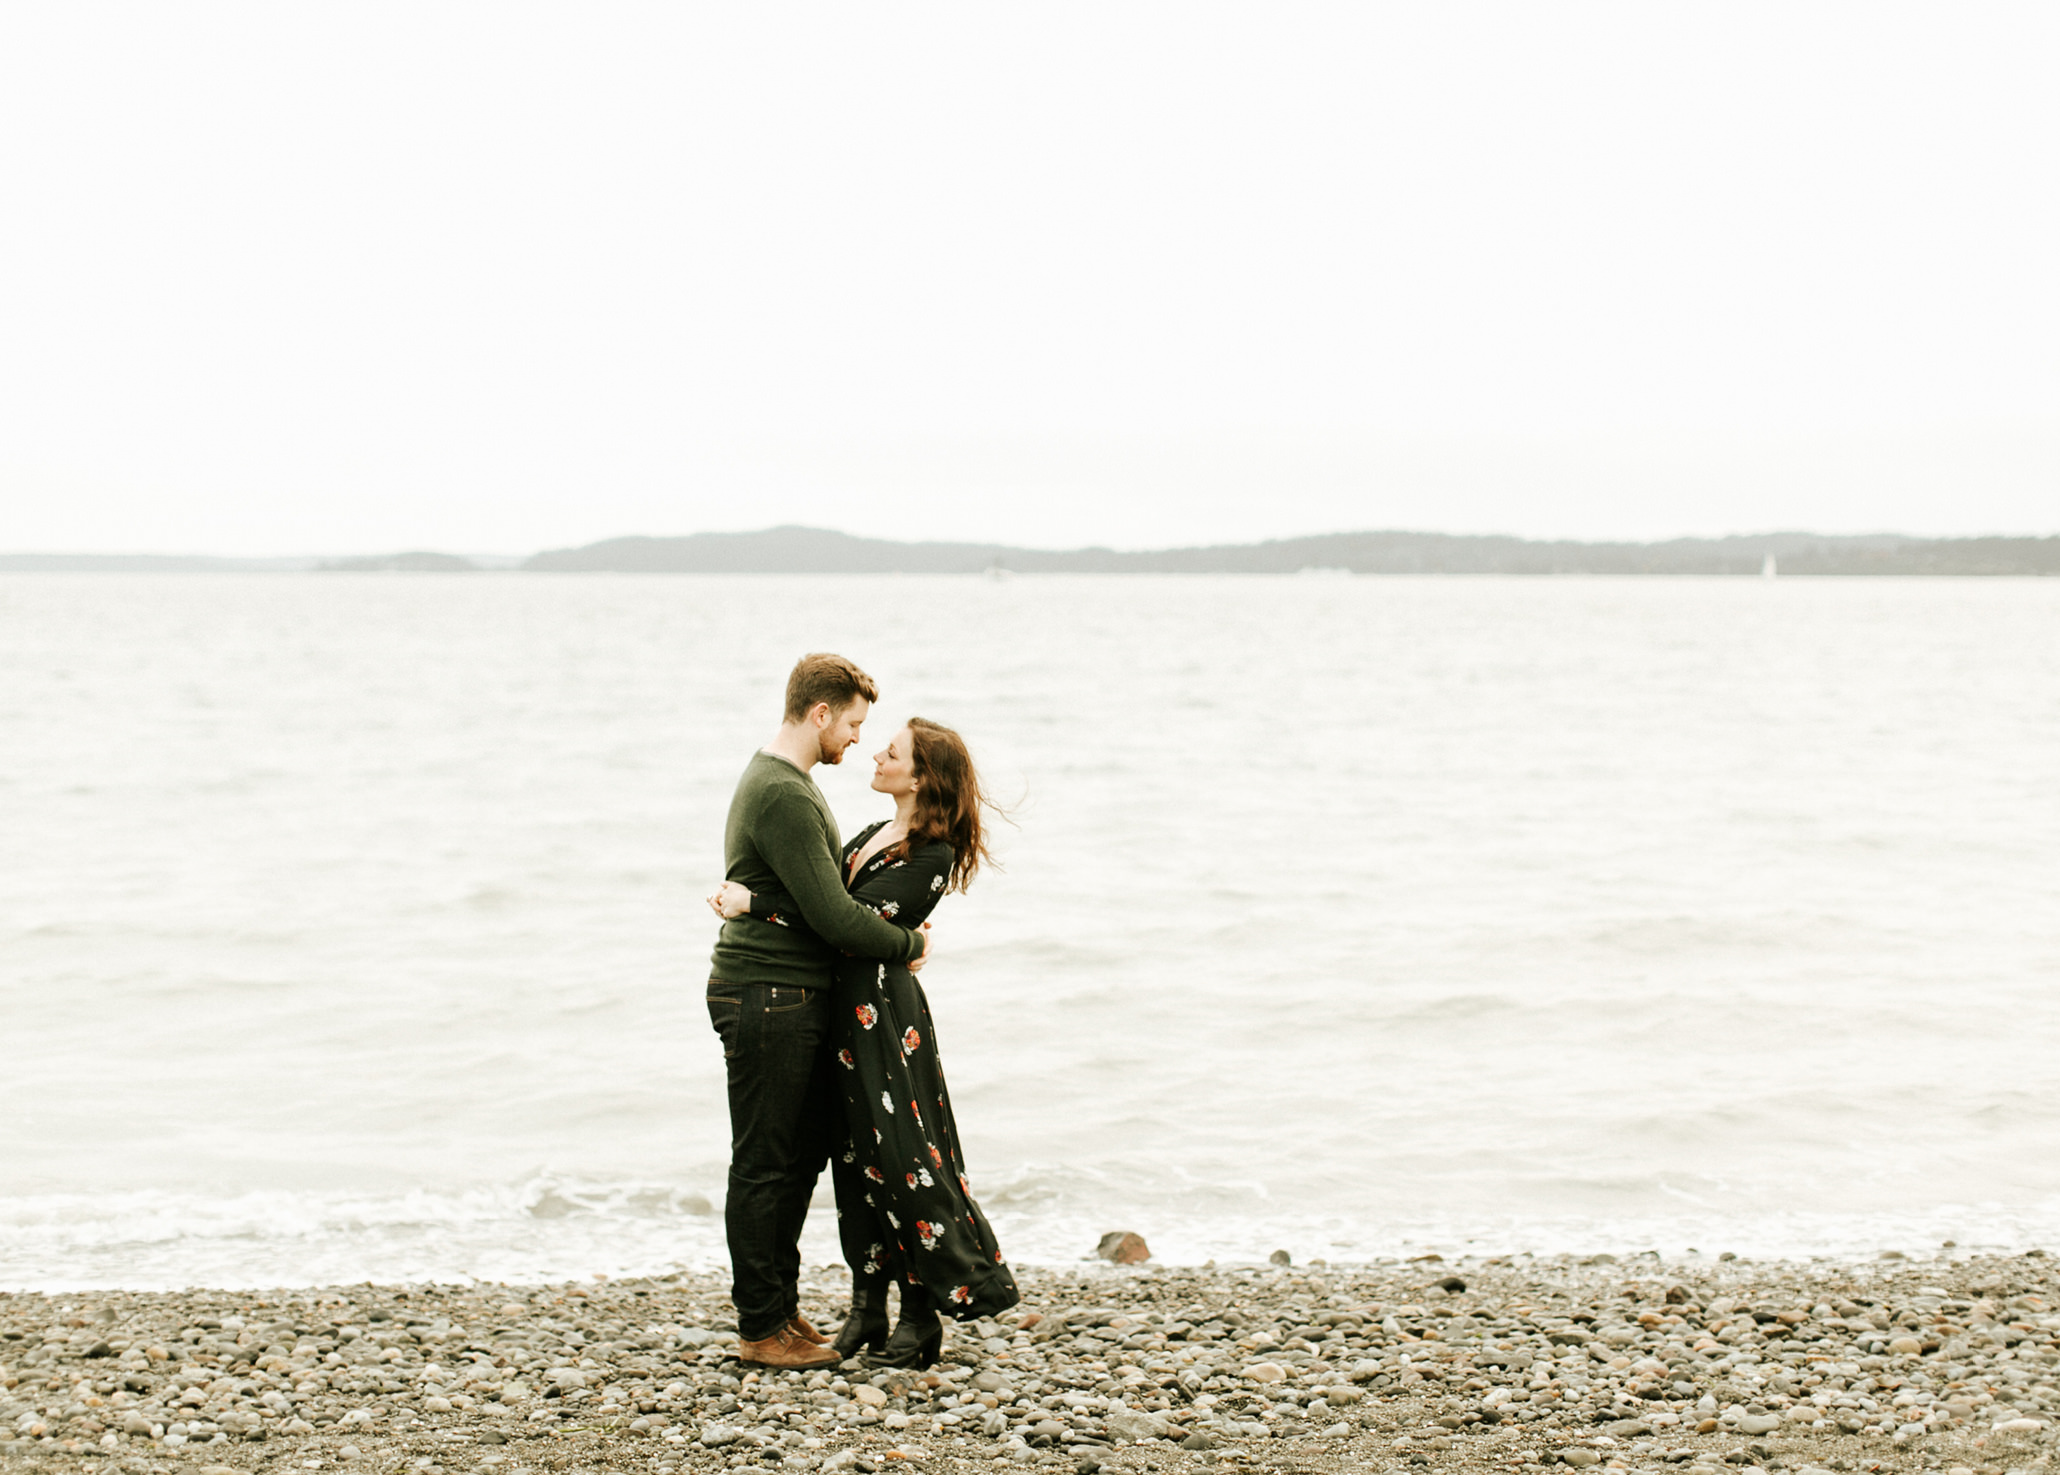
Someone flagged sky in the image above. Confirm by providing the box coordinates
[2,2,2055,556]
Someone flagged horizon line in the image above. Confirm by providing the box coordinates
[8,523,2060,563]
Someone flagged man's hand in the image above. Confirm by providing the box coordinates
[906,921,934,973]
[707,881,752,920]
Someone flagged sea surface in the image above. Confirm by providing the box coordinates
[2,572,2057,1290]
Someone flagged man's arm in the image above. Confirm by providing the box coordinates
[753,792,926,962]
[722,880,932,973]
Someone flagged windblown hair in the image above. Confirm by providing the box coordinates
[783,653,878,722]
[901,716,999,893]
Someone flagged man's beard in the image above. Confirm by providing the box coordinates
[817,732,848,765]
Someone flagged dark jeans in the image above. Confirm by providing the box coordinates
[706,978,833,1341]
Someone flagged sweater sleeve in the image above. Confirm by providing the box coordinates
[754,790,926,962]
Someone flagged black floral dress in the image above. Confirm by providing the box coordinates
[750,823,1020,1320]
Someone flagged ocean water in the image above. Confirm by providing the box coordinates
[2,572,2057,1291]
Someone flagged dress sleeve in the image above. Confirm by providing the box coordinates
[746,889,800,928]
[847,841,954,930]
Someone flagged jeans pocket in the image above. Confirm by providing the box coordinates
[706,979,743,1059]
[763,986,811,1015]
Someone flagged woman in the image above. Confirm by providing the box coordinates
[715,716,1020,1368]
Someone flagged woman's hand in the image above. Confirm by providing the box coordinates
[707,881,753,920]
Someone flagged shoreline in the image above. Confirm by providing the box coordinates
[3,1253,2054,1475]
[10,1197,2059,1299]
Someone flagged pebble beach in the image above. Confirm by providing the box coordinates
[4,1252,2055,1475]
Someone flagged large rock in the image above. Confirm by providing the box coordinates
[1104,1408,1171,1442]
[1095,1232,1150,1264]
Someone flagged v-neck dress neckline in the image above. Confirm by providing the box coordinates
[846,819,898,883]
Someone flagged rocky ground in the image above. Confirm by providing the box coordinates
[4,1252,2055,1475]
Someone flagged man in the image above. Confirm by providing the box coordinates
[706,653,931,1369]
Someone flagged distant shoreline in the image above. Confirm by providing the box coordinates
[4,526,2058,576]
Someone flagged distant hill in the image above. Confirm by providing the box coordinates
[524,526,2060,576]
[318,551,479,572]
[526,528,1020,574]
[10,530,2055,576]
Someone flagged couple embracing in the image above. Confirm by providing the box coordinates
[705,653,1020,1373]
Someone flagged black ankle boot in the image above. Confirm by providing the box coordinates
[832,1277,891,1360]
[865,1283,943,1369]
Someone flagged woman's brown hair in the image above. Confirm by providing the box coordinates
[901,716,999,893]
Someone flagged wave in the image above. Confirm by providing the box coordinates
[4,1177,2059,1293]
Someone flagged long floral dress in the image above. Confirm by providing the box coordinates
[749,822,1020,1320]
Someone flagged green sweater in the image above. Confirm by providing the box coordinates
[708,751,928,988]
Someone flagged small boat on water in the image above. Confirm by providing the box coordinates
[1762,553,1778,578]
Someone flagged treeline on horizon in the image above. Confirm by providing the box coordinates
[6,526,2059,575]
[521,526,2060,576]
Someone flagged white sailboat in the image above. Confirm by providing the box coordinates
[1762,553,1778,578]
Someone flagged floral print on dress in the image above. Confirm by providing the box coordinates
[816,822,1021,1322]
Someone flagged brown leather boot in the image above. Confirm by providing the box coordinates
[737,1324,839,1369]
[788,1312,828,1345]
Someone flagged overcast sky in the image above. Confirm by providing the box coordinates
[2,3,2054,555]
